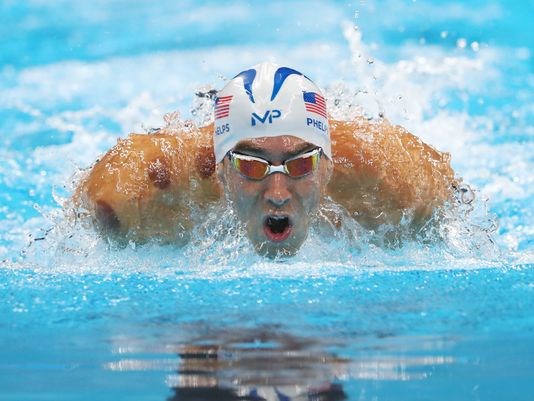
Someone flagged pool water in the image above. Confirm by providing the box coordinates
[1,1,533,400]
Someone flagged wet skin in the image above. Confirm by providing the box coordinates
[219,135,332,258]
[74,118,456,248]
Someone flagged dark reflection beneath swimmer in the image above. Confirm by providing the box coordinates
[166,328,348,401]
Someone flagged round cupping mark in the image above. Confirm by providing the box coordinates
[148,158,171,189]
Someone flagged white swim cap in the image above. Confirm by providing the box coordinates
[213,62,331,162]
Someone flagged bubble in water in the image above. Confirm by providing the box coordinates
[459,184,475,204]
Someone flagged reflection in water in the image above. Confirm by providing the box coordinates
[104,327,456,401]
[164,329,348,400]
[167,349,346,399]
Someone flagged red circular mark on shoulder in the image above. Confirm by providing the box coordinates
[148,158,171,189]
[195,146,216,179]
[95,200,120,232]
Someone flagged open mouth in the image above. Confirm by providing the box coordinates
[263,215,292,242]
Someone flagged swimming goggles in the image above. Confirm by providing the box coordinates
[228,148,322,180]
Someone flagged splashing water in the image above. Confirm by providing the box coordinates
[6,74,504,275]
[1,1,533,400]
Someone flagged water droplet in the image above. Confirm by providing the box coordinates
[440,31,448,39]
[470,41,480,52]
[460,185,475,204]
[456,38,467,49]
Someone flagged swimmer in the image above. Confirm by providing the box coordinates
[74,62,455,256]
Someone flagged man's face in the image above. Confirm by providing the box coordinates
[220,135,332,257]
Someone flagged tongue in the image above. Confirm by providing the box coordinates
[264,216,291,242]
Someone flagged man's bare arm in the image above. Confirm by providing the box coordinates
[73,118,455,243]
[73,125,220,244]
[328,118,455,231]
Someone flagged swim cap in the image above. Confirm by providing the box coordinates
[213,62,331,162]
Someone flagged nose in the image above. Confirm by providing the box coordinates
[263,172,292,207]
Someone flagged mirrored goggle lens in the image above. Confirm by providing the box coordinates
[285,152,319,177]
[230,148,321,180]
[233,157,269,179]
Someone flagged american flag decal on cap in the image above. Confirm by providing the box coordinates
[303,91,327,118]
[214,95,233,119]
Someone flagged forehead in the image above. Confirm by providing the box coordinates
[233,135,316,159]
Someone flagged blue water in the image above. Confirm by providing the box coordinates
[1,1,533,400]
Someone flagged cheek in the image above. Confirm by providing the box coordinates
[305,191,321,214]
[295,181,323,213]
[227,177,261,216]
[299,164,330,211]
